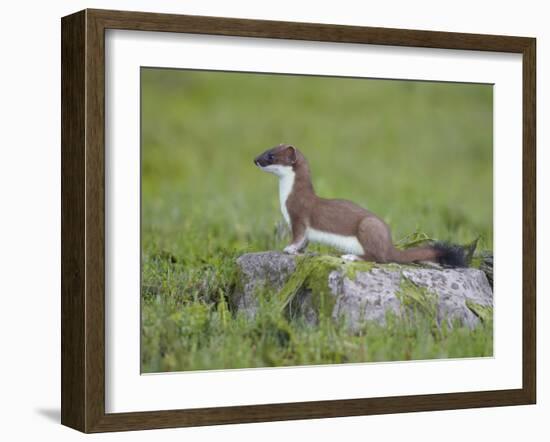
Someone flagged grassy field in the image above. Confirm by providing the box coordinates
[140,68,493,373]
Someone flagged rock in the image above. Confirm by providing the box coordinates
[234,251,297,318]
[232,252,493,331]
[478,251,493,287]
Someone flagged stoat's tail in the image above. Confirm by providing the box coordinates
[390,242,467,267]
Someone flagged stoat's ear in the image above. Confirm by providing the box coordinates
[286,145,297,164]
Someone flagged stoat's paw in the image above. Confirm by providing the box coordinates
[283,245,300,255]
[341,254,361,262]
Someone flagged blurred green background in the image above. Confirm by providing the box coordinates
[141,68,493,373]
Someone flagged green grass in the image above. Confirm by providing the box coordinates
[142,291,492,372]
[140,68,493,373]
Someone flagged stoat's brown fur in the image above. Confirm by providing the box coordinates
[254,144,466,266]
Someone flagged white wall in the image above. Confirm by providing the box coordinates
[0,0,546,440]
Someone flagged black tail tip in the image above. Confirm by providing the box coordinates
[433,242,468,267]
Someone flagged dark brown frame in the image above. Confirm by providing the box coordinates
[61,8,536,433]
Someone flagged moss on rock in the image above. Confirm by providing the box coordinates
[276,255,377,318]
[396,278,439,324]
[465,300,493,323]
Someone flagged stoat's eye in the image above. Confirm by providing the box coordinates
[267,153,274,161]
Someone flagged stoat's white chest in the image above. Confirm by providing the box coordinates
[278,170,295,225]
[259,164,295,225]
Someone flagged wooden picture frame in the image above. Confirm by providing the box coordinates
[61,8,536,433]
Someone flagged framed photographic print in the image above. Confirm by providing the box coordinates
[61,9,536,433]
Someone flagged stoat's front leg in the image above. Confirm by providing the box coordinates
[283,220,308,255]
[283,240,307,255]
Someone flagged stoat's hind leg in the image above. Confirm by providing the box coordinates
[341,254,362,262]
[356,216,394,263]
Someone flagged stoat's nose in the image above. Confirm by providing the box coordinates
[254,155,265,167]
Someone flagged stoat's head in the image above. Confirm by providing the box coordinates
[254,144,299,177]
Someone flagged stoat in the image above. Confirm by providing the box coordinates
[254,144,466,266]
